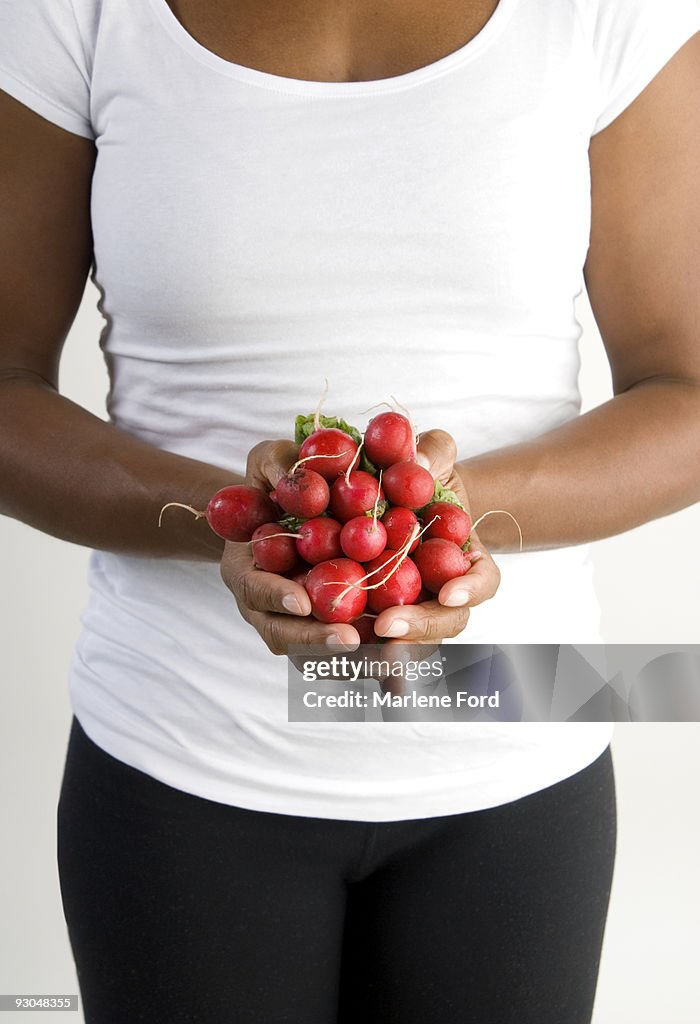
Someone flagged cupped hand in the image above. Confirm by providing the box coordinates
[220,439,360,656]
[373,428,501,650]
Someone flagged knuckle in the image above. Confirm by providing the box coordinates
[447,609,470,637]
[237,571,259,611]
[415,613,440,639]
[431,428,457,461]
[264,618,286,656]
[245,440,272,480]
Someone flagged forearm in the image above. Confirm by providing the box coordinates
[0,373,233,559]
[458,378,700,551]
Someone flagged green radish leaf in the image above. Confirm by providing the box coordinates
[360,451,379,476]
[294,413,362,448]
[277,513,306,532]
[462,538,472,553]
[417,480,466,517]
[364,499,389,520]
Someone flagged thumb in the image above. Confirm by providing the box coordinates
[415,429,457,484]
[245,439,299,490]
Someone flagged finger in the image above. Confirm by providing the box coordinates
[438,544,501,609]
[415,428,457,483]
[372,598,470,642]
[245,439,299,490]
[221,541,312,616]
[247,609,360,657]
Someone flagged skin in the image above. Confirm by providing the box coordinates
[1,3,699,656]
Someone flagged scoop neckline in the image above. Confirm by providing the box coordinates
[148,0,517,96]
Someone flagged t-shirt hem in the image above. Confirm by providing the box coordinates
[69,689,615,823]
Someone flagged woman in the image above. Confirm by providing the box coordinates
[1,0,698,1021]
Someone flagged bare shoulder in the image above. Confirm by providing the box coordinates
[0,89,96,384]
[584,32,700,392]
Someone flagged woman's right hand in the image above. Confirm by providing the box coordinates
[219,439,362,656]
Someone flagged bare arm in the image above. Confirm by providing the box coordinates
[451,33,700,552]
[0,91,232,560]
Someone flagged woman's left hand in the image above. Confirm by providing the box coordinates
[372,429,501,647]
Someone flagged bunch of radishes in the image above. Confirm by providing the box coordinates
[160,407,481,639]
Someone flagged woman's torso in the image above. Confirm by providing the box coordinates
[63,0,614,820]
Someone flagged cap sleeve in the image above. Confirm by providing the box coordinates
[0,0,94,139]
[589,0,700,136]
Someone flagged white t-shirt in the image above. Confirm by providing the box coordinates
[2,0,698,820]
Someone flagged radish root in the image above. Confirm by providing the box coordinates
[248,531,300,543]
[470,510,523,552]
[389,394,419,460]
[158,502,205,528]
[371,470,383,528]
[313,378,329,432]
[360,401,394,415]
[344,439,364,485]
[288,450,354,476]
[325,514,439,610]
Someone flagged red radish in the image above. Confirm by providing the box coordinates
[305,558,368,623]
[286,565,311,587]
[364,412,415,467]
[363,550,422,612]
[382,507,419,553]
[382,461,435,509]
[250,524,299,574]
[297,429,358,480]
[352,614,379,645]
[340,516,387,562]
[413,538,472,594]
[158,484,276,542]
[329,471,383,523]
[296,517,343,565]
[422,502,472,547]
[271,468,330,519]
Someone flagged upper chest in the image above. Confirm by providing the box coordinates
[163,0,501,82]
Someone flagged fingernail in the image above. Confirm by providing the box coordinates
[380,619,410,638]
[282,594,304,615]
[467,550,483,562]
[443,588,472,607]
[415,452,431,469]
[325,634,359,651]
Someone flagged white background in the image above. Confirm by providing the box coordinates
[1,278,699,1023]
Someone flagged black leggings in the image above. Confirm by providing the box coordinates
[57,716,617,1024]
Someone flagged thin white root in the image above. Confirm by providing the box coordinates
[470,510,523,552]
[390,394,419,459]
[325,514,439,609]
[344,438,364,485]
[372,470,383,527]
[249,532,301,543]
[158,502,205,528]
[289,450,354,475]
[359,401,395,415]
[313,378,329,432]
